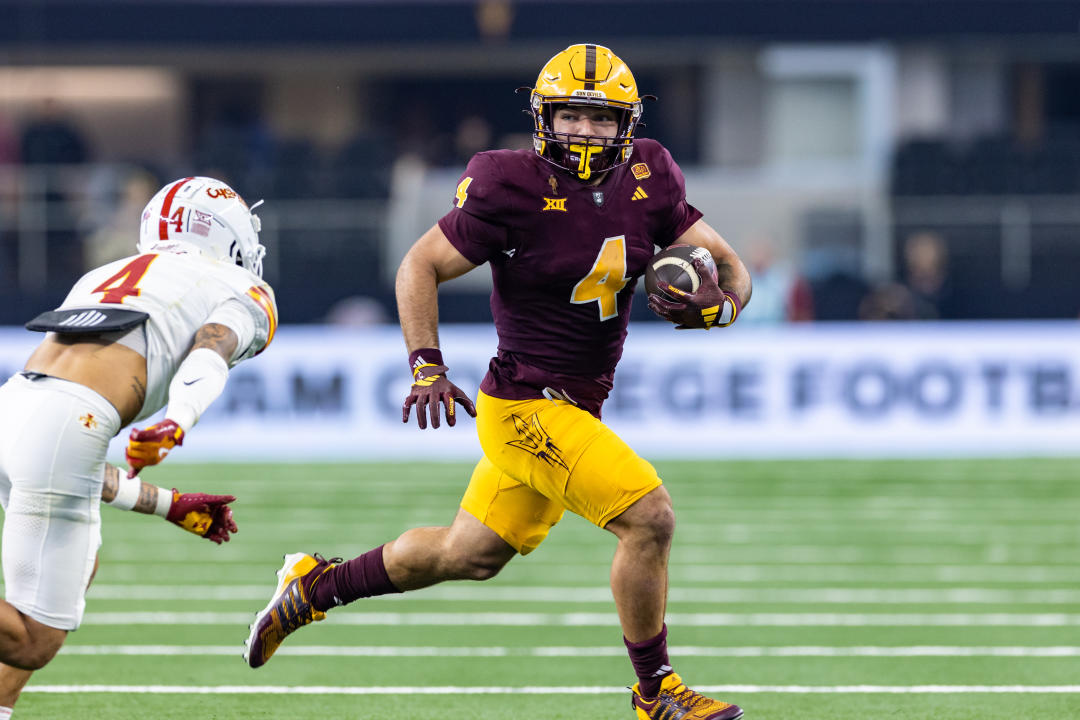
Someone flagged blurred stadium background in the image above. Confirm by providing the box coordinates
[2,1,1080,718]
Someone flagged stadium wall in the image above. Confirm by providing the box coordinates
[0,322,1076,461]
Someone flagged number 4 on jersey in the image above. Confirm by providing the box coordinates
[571,235,629,321]
[93,254,158,304]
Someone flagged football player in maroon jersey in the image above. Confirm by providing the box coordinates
[246,44,750,720]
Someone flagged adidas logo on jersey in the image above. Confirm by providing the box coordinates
[631,186,648,201]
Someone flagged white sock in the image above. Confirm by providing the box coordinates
[0,705,14,718]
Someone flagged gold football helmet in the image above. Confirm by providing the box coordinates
[528,44,644,180]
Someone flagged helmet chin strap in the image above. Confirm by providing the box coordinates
[569,143,604,181]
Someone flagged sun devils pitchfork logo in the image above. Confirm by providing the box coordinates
[507,413,568,470]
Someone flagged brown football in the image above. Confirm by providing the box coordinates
[644,244,717,301]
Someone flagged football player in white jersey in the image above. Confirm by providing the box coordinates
[0,176,278,716]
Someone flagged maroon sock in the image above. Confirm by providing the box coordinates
[309,545,402,612]
[625,624,672,699]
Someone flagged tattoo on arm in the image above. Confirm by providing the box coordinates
[134,482,160,514]
[131,376,146,409]
[100,464,161,515]
[192,323,239,363]
[101,463,119,503]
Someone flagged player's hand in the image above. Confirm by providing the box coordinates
[125,420,185,478]
[166,490,238,544]
[402,364,477,429]
[647,256,737,330]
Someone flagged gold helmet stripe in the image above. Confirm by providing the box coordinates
[584,44,596,90]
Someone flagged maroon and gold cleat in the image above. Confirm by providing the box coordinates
[243,552,337,669]
[631,672,743,720]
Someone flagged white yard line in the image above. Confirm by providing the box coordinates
[82,584,1080,604]
[74,564,1080,583]
[57,645,1080,658]
[24,684,1080,695]
[81,611,1080,626]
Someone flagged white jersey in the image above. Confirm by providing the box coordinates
[56,252,278,422]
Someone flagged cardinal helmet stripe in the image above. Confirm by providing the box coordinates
[158,177,195,241]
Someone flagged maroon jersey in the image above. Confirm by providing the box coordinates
[438,138,703,417]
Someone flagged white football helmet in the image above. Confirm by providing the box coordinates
[138,176,266,277]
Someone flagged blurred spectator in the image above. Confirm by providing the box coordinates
[809,268,869,321]
[802,208,868,321]
[18,99,89,285]
[902,230,954,319]
[858,282,918,320]
[738,234,813,324]
[475,0,513,41]
[84,168,158,268]
[18,99,87,166]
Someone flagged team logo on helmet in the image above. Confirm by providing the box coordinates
[136,177,267,277]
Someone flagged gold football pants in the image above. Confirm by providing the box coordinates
[461,390,662,555]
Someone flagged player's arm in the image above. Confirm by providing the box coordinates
[125,323,239,477]
[676,218,752,306]
[101,463,238,544]
[396,223,477,350]
[650,219,752,330]
[396,223,478,429]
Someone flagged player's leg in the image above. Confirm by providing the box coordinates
[0,376,115,684]
[579,445,741,718]
[381,507,517,590]
[473,391,741,718]
[0,414,33,712]
[0,664,33,713]
[604,486,673,642]
[0,553,99,712]
[316,449,562,598]
[244,454,559,668]
[0,606,66,671]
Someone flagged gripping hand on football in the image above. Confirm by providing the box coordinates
[403,362,477,430]
[648,256,740,330]
[167,489,238,544]
[125,419,184,478]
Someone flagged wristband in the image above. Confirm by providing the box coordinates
[409,348,443,378]
[105,472,141,511]
[711,291,742,328]
[154,488,173,518]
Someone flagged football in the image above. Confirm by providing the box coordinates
[644,243,717,301]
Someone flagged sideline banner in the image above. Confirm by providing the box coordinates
[0,322,1076,461]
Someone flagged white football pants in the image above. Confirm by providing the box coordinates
[0,373,120,630]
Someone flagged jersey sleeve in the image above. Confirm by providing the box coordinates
[654,144,704,248]
[436,152,511,265]
[205,282,278,365]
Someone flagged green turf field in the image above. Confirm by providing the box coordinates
[11,459,1080,719]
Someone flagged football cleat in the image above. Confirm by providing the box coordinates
[631,672,743,720]
[243,552,338,668]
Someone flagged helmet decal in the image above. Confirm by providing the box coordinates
[157,177,194,241]
[137,177,267,277]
